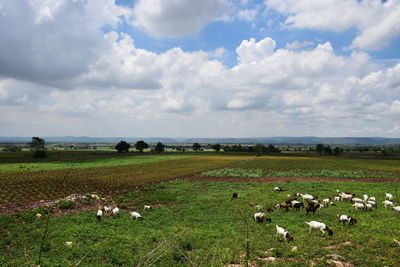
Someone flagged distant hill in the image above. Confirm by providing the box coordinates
[0,136,399,145]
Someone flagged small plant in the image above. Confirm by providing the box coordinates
[202,168,264,178]
[58,200,75,209]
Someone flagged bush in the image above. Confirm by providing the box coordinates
[33,150,47,158]
[58,200,75,209]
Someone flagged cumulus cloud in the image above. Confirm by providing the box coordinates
[236,37,276,64]
[0,1,399,137]
[265,0,400,50]
[0,0,130,85]
[132,0,231,38]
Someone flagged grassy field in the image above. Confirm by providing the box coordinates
[1,154,400,266]
[0,155,194,173]
[1,180,400,266]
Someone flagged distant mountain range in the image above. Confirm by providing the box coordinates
[0,136,399,145]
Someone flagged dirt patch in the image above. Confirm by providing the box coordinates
[187,176,400,183]
[326,241,353,249]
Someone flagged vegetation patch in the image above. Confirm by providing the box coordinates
[268,169,395,179]
[202,168,264,178]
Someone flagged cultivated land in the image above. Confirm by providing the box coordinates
[1,153,400,266]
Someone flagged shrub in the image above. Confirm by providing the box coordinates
[58,200,75,209]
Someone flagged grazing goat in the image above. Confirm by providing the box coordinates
[129,211,143,220]
[254,212,271,223]
[353,203,365,210]
[96,209,103,221]
[305,221,333,236]
[322,198,330,206]
[364,203,373,211]
[306,204,320,215]
[293,202,304,211]
[144,205,152,211]
[109,207,120,217]
[103,205,112,213]
[337,215,357,225]
[393,206,400,213]
[351,198,364,203]
[279,202,290,212]
[275,225,294,242]
[274,187,285,192]
[301,194,315,201]
[334,196,341,202]
[363,194,368,201]
[231,192,238,201]
[385,193,393,201]
[382,200,394,208]
[369,197,376,201]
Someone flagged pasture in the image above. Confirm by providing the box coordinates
[1,180,400,266]
[1,153,400,266]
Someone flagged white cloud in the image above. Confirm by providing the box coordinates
[265,0,400,50]
[0,1,399,137]
[132,0,231,38]
[285,40,314,50]
[238,9,257,22]
[236,37,276,64]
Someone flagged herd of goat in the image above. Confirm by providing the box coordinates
[95,187,399,243]
[238,187,399,242]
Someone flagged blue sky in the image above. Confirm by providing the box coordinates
[0,0,399,137]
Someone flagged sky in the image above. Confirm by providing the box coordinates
[0,0,399,138]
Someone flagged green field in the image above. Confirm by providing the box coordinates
[1,153,400,266]
[1,180,400,266]
[0,155,193,173]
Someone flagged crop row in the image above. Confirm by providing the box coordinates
[0,156,246,204]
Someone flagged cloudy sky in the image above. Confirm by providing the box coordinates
[0,0,399,138]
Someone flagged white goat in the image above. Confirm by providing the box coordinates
[386,193,393,201]
[129,211,143,220]
[393,206,400,213]
[254,212,266,222]
[362,194,368,201]
[275,225,294,242]
[305,221,333,236]
[110,207,120,216]
[353,203,365,210]
[382,200,394,208]
[144,205,152,211]
[369,197,376,201]
[96,209,103,221]
[334,196,341,202]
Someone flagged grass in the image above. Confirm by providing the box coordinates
[268,169,395,179]
[0,154,193,173]
[1,180,400,266]
[202,168,264,178]
[238,156,399,179]
[0,156,249,203]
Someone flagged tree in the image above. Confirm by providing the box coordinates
[211,143,221,152]
[29,137,47,158]
[155,142,165,153]
[323,145,333,155]
[254,143,265,156]
[333,147,343,156]
[115,141,131,153]
[135,140,149,153]
[316,144,324,155]
[192,143,201,151]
